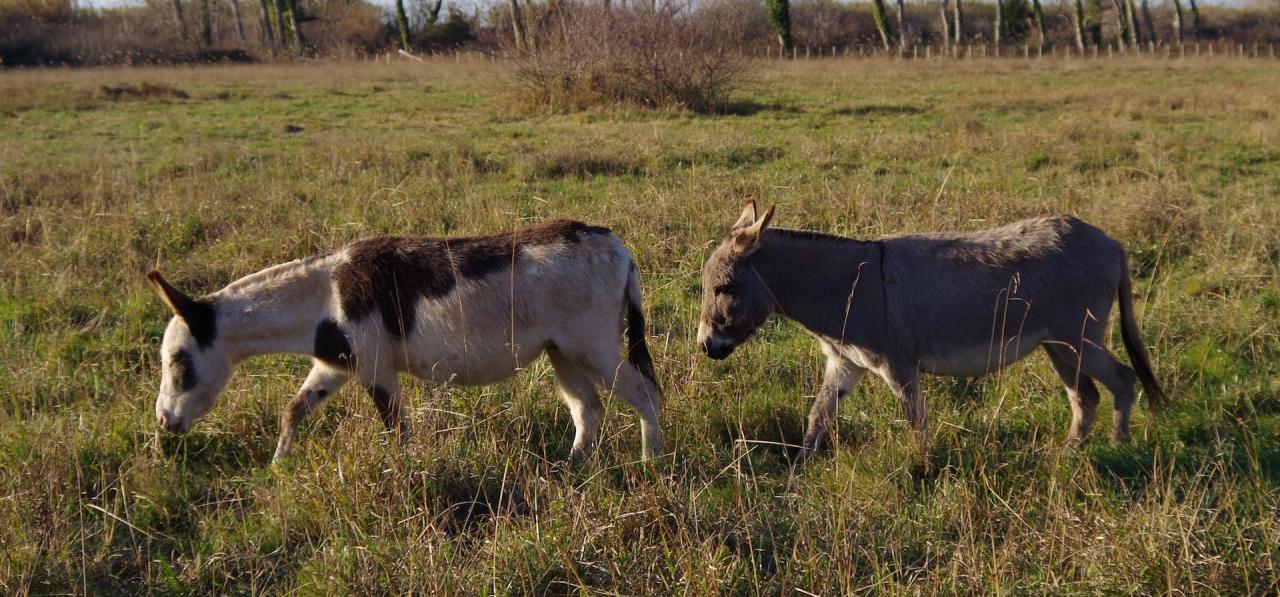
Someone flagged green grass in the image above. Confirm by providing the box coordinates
[2,57,1279,593]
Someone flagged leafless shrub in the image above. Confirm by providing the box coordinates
[512,2,752,113]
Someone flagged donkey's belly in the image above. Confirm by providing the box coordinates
[917,332,1045,376]
[403,335,548,386]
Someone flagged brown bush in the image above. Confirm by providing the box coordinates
[511,2,752,113]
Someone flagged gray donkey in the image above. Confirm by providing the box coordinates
[149,220,661,463]
[698,202,1164,456]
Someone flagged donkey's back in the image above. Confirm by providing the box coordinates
[885,215,1128,372]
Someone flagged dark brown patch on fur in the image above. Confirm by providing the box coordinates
[171,349,198,391]
[314,319,354,369]
[184,299,217,349]
[334,220,611,337]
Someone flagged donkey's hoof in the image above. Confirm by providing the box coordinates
[1110,433,1132,446]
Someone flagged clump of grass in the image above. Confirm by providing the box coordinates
[98,82,189,101]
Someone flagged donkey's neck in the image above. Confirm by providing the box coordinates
[751,230,883,343]
[211,256,336,362]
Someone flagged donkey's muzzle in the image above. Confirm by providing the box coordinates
[157,411,188,434]
[700,338,735,360]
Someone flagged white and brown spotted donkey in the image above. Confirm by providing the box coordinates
[149,220,661,463]
[698,202,1164,457]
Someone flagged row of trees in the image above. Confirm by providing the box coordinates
[757,0,1265,53]
[3,0,1278,65]
[0,0,474,65]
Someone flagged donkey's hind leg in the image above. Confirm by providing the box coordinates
[547,347,604,459]
[1044,345,1101,446]
[274,361,350,463]
[565,347,660,460]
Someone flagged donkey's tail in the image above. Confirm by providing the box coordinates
[1117,251,1166,410]
[624,262,660,394]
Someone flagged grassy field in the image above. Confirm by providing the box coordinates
[2,57,1279,594]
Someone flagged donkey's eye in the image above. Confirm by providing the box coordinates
[714,284,734,295]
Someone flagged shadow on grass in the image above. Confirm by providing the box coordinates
[717,100,804,117]
[829,104,926,117]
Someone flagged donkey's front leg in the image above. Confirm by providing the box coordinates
[274,362,350,463]
[885,367,927,439]
[801,344,865,458]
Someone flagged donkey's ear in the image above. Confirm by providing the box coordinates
[731,200,758,231]
[148,270,200,321]
[732,204,776,253]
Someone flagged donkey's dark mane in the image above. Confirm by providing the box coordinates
[769,227,875,245]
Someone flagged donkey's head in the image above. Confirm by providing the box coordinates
[697,201,776,360]
[147,271,232,435]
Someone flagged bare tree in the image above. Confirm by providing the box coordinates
[1031,0,1045,49]
[230,0,247,42]
[510,0,529,52]
[994,0,1004,51]
[1171,0,1183,45]
[1140,0,1154,43]
[872,0,892,51]
[1124,0,1139,46]
[939,0,951,51]
[395,0,411,50]
[284,0,303,50]
[1186,0,1199,40]
[256,0,274,48]
[895,0,906,53]
[953,0,963,45]
[1071,0,1087,51]
[1086,0,1102,45]
[271,0,286,44]
[766,0,793,52]
[199,0,212,46]
[172,0,190,43]
[1111,0,1129,49]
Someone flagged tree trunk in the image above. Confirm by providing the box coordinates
[284,0,303,51]
[230,0,246,42]
[1031,0,1045,50]
[1140,0,1154,44]
[1171,0,1183,46]
[1087,0,1103,45]
[1124,0,1140,46]
[270,0,286,45]
[1186,0,1199,41]
[953,0,963,45]
[994,0,1004,51]
[426,0,443,26]
[509,0,528,52]
[1072,0,1086,52]
[872,0,893,51]
[172,0,189,43]
[1111,0,1128,49]
[255,0,275,52]
[394,0,411,50]
[895,0,906,53]
[939,0,951,51]
[198,0,212,47]
[766,0,793,52]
